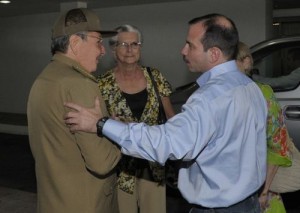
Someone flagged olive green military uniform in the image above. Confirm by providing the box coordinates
[27,53,121,213]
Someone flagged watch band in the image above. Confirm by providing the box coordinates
[96,117,109,137]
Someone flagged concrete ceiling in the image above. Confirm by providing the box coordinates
[0,0,299,18]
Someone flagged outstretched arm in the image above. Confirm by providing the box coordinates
[252,67,300,89]
[64,96,102,133]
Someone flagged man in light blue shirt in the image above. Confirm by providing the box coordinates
[64,14,267,212]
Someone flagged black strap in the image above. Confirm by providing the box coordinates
[146,67,167,123]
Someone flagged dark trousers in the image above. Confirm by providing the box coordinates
[189,193,261,213]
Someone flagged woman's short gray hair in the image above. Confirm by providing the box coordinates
[109,24,143,47]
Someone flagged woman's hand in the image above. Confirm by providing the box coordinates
[259,191,269,210]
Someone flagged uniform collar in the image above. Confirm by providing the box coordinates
[52,53,98,83]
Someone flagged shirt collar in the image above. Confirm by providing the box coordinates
[52,53,98,83]
[196,60,238,87]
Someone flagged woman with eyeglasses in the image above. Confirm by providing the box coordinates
[98,24,175,213]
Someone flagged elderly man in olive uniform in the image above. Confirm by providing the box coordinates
[27,8,121,213]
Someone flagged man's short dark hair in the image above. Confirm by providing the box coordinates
[189,14,239,60]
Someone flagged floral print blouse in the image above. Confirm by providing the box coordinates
[98,66,172,194]
[257,82,292,167]
[257,82,292,213]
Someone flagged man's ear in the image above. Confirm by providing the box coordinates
[208,47,222,63]
[69,35,81,55]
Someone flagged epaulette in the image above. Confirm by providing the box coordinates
[73,65,98,83]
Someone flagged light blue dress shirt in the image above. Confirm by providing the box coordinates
[103,61,268,208]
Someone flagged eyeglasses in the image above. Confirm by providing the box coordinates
[78,34,103,45]
[116,42,142,49]
[86,35,103,44]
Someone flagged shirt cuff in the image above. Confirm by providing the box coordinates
[102,119,127,145]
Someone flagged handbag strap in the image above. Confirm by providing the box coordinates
[146,67,166,119]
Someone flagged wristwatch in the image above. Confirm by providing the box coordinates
[96,117,109,137]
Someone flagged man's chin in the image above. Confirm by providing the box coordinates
[187,65,196,72]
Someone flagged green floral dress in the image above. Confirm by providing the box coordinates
[257,83,292,213]
[98,66,172,194]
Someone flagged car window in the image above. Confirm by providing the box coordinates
[253,45,300,91]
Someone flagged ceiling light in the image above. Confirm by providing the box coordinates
[0,0,11,4]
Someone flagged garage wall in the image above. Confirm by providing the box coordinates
[0,0,271,113]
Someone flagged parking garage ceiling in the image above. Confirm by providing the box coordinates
[0,0,299,18]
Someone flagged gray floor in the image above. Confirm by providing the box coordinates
[0,132,36,213]
[0,187,36,213]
